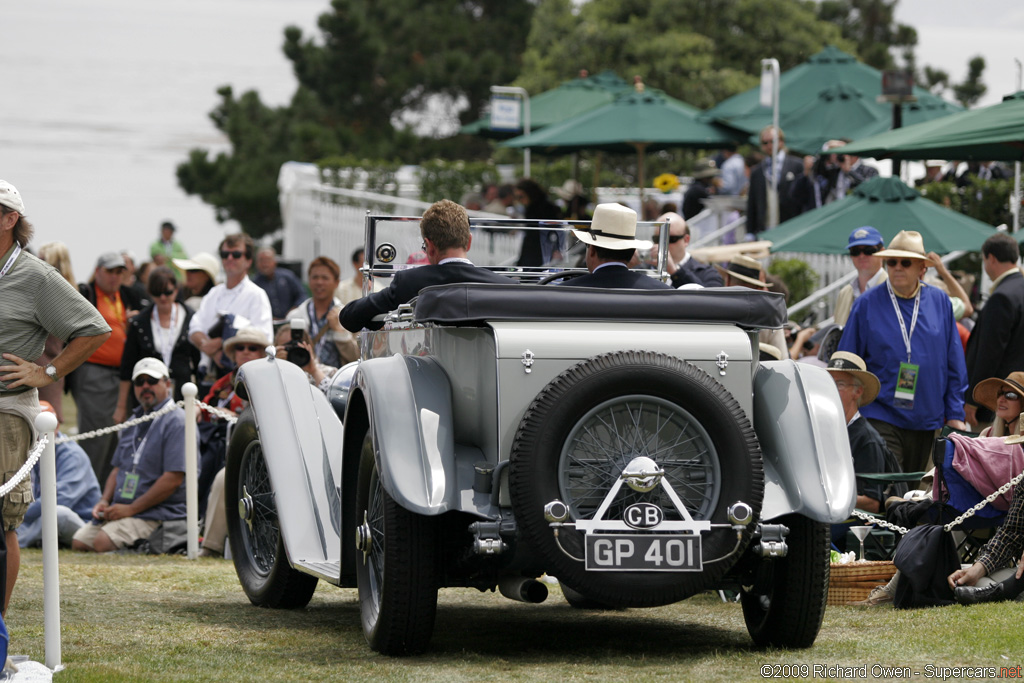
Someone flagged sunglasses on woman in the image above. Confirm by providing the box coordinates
[885,258,914,269]
[849,246,878,257]
[235,344,264,353]
[998,389,1021,401]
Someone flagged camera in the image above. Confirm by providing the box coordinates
[284,318,311,367]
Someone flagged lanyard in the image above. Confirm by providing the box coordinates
[887,280,921,363]
[152,304,178,368]
[0,244,22,281]
[307,298,337,357]
[129,421,153,472]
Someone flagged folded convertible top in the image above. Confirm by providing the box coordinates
[413,283,787,329]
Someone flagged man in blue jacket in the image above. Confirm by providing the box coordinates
[16,401,101,548]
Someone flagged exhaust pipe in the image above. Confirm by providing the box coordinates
[498,576,548,604]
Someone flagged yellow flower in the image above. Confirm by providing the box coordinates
[653,173,680,193]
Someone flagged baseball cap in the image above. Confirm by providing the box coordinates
[846,226,884,249]
[131,357,170,381]
[0,180,25,214]
[96,252,127,270]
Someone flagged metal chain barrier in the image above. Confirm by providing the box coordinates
[0,433,50,498]
[850,469,1024,536]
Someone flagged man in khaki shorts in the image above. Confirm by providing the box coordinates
[72,358,194,552]
[0,180,110,615]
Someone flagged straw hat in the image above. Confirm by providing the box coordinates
[692,158,721,180]
[874,230,929,262]
[572,203,652,251]
[717,254,772,289]
[554,179,585,201]
[224,326,271,362]
[972,372,1024,413]
[173,252,221,283]
[825,351,880,406]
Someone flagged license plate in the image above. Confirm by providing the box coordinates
[584,534,703,572]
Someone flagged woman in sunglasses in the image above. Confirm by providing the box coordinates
[973,372,1024,438]
[115,266,199,422]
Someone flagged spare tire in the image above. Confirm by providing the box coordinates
[509,351,763,607]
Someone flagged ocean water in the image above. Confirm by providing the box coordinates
[1,0,324,280]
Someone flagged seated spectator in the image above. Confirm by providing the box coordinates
[71,358,196,552]
[116,266,200,420]
[561,204,671,290]
[285,256,358,368]
[17,401,102,548]
[173,252,219,312]
[253,247,306,321]
[650,212,723,289]
[197,327,269,558]
[973,373,1024,438]
[717,254,788,358]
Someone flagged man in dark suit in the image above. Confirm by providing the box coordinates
[964,232,1024,427]
[746,125,805,235]
[340,199,515,332]
[561,203,672,290]
[652,212,722,288]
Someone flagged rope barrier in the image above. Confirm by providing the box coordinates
[0,433,49,498]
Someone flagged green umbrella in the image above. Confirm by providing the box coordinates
[703,46,960,153]
[761,176,998,254]
[501,87,743,196]
[780,84,892,155]
[840,91,1024,162]
[459,70,630,139]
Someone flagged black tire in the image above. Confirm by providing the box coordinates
[741,514,829,648]
[510,351,763,607]
[560,584,620,610]
[355,429,439,655]
[226,408,318,609]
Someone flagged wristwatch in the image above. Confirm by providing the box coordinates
[44,364,58,383]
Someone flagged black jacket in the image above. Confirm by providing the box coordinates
[340,263,516,332]
[670,258,723,288]
[77,282,148,312]
[560,265,673,290]
[746,154,805,234]
[964,270,1024,419]
[120,304,200,402]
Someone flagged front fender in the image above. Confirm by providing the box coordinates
[236,356,344,564]
[753,360,856,524]
[354,354,457,516]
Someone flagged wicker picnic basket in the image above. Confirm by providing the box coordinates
[827,560,897,606]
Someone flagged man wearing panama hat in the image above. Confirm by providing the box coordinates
[826,352,889,516]
[560,204,672,290]
[838,230,968,476]
[715,254,789,359]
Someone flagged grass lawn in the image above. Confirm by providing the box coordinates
[6,550,1021,682]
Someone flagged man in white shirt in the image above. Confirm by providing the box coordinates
[188,233,273,376]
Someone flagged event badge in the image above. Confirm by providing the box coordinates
[121,472,140,501]
[894,362,919,410]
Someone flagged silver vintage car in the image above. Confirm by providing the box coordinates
[225,215,856,655]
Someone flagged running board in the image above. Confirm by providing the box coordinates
[293,558,342,583]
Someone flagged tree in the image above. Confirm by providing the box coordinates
[952,56,987,108]
[178,0,534,237]
[816,0,917,70]
[518,0,852,109]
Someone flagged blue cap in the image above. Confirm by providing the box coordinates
[847,226,883,249]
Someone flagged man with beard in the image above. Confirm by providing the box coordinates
[71,358,195,552]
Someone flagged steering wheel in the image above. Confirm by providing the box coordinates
[536,270,588,286]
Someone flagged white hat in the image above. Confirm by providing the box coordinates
[0,180,25,214]
[572,203,652,251]
[173,252,221,283]
[132,357,170,381]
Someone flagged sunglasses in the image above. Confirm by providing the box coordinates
[235,344,264,353]
[885,258,915,269]
[998,389,1021,401]
[651,233,686,244]
[153,289,176,298]
[133,376,161,387]
[220,250,245,260]
[849,246,878,257]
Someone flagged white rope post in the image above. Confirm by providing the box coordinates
[182,383,199,559]
[34,411,61,670]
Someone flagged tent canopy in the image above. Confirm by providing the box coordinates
[761,176,998,254]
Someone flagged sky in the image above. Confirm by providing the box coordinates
[895,0,1024,106]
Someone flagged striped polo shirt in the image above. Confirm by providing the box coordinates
[0,243,110,394]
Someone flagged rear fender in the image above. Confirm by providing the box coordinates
[235,356,343,564]
[353,354,458,516]
[753,360,856,524]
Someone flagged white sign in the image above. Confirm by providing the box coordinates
[490,95,521,132]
